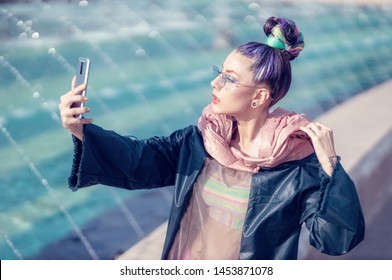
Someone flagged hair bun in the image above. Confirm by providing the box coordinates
[263,16,304,60]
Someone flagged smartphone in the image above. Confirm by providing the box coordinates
[72,57,91,119]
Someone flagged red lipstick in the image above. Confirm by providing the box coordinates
[212,94,220,104]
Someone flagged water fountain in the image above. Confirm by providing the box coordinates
[1,0,392,260]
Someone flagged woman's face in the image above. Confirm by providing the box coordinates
[210,51,259,118]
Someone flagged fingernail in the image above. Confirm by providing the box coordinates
[85,107,90,112]
[83,97,88,101]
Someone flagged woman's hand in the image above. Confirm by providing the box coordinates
[300,122,337,176]
[59,76,93,140]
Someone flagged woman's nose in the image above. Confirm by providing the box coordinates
[210,76,220,89]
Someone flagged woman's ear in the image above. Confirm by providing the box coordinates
[256,88,271,105]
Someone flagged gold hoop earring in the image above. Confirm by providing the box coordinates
[251,101,258,109]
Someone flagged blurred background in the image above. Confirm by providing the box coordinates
[1,0,391,260]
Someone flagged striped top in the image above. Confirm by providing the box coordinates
[168,157,253,259]
[201,162,251,230]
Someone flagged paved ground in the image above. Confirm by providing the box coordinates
[118,79,392,260]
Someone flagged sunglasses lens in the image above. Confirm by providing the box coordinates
[212,65,224,88]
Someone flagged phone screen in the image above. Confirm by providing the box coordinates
[72,57,90,118]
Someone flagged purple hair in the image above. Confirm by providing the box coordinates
[236,17,304,106]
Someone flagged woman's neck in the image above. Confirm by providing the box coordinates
[231,109,270,155]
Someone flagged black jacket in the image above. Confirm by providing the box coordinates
[69,124,365,259]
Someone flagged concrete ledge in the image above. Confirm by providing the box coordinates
[118,79,392,260]
[315,80,392,172]
[116,222,167,260]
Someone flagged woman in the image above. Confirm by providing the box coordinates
[59,17,364,259]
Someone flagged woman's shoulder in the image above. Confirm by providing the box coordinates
[262,153,318,172]
[254,154,320,189]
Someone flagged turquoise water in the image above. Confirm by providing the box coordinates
[1,0,392,259]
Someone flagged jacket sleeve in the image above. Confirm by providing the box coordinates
[300,157,365,255]
[68,123,187,191]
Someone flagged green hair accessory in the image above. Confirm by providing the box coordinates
[265,27,286,50]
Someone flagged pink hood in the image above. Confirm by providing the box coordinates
[197,104,314,173]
